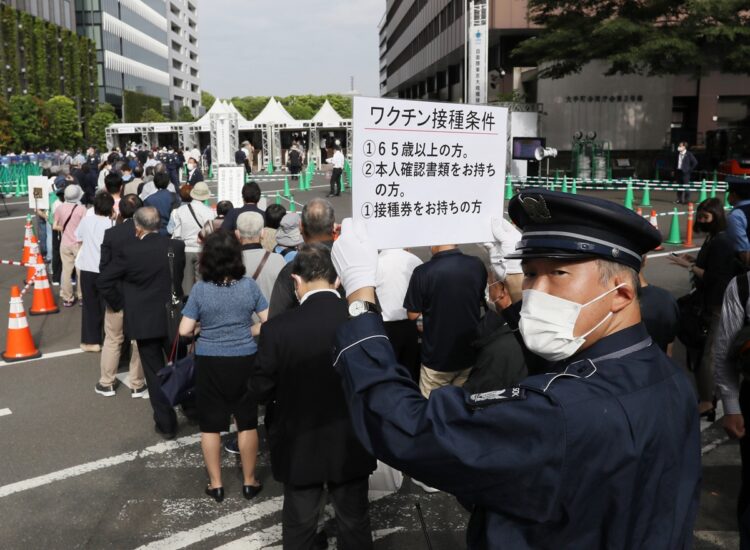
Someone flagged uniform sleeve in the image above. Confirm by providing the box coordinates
[714,277,744,414]
[334,313,565,521]
[727,210,750,253]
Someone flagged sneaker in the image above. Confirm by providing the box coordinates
[80,343,101,353]
[95,382,117,397]
[131,385,149,399]
[63,298,76,307]
[224,438,240,455]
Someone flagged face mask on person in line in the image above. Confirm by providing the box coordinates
[484,281,503,314]
[188,162,197,171]
[519,283,626,362]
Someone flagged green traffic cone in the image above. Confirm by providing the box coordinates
[710,182,717,199]
[289,195,296,213]
[641,182,651,207]
[664,208,683,245]
[298,172,305,191]
[504,175,513,200]
[562,175,568,193]
[284,176,291,198]
[267,159,274,175]
[275,191,281,205]
[208,165,213,179]
[624,179,634,210]
[698,180,707,203]
[571,178,577,195]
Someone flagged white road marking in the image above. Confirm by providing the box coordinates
[0,432,202,498]
[702,436,730,456]
[0,347,84,368]
[0,408,11,417]
[0,215,35,222]
[136,496,284,550]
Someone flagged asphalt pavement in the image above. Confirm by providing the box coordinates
[0,173,741,548]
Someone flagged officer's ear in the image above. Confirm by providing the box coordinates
[610,275,636,313]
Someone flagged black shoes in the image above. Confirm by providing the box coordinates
[95,382,118,397]
[154,425,176,440]
[243,483,263,500]
[205,485,224,503]
[131,385,148,399]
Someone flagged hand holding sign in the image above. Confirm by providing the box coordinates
[331,218,378,298]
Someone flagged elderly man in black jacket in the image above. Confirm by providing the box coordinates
[97,206,185,439]
[249,243,375,550]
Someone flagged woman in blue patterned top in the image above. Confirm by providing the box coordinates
[180,231,268,503]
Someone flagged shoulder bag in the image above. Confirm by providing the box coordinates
[165,245,183,341]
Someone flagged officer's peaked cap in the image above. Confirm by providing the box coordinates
[507,188,662,272]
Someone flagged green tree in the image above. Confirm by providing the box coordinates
[201,90,216,110]
[8,95,45,151]
[0,97,14,152]
[177,105,195,122]
[140,108,167,122]
[87,103,118,151]
[45,95,82,150]
[513,0,750,79]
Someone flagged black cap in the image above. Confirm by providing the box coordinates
[506,188,662,272]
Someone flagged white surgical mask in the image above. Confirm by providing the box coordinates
[519,284,625,362]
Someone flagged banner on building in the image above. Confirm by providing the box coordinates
[352,96,508,249]
[468,0,488,105]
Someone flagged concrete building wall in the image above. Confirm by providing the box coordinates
[536,61,674,151]
[166,0,200,115]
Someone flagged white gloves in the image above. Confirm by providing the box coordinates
[332,218,378,297]
[483,217,523,280]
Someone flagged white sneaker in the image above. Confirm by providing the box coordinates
[411,478,440,493]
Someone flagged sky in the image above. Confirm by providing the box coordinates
[197,0,383,99]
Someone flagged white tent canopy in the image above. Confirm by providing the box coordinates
[253,97,296,124]
[312,100,344,125]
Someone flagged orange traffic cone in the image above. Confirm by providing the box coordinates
[1,286,41,361]
[684,203,694,247]
[21,216,33,267]
[29,254,59,315]
[25,235,39,283]
[650,210,664,251]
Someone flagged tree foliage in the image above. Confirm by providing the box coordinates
[201,90,216,111]
[0,98,13,152]
[227,94,353,120]
[140,108,167,123]
[87,104,118,152]
[45,96,82,150]
[177,105,195,122]
[512,0,750,79]
[8,95,45,151]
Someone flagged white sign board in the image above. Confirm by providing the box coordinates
[353,96,508,249]
[468,1,488,105]
[27,176,50,209]
[217,167,245,208]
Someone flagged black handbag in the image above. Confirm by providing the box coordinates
[158,335,195,407]
[165,245,183,341]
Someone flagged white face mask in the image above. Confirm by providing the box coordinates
[519,284,625,362]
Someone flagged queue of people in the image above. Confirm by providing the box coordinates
[36,153,750,548]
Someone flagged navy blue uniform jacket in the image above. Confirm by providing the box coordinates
[334,315,700,549]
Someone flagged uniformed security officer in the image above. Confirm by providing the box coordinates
[164,148,182,188]
[330,189,700,549]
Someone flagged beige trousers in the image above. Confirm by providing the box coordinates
[59,243,82,302]
[99,307,145,389]
[419,364,472,399]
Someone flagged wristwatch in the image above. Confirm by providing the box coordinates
[348,300,381,318]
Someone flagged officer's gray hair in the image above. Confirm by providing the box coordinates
[596,260,640,296]
[133,206,161,232]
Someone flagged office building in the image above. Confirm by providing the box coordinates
[166,0,200,115]
[3,0,76,30]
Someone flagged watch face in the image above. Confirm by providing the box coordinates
[349,301,366,317]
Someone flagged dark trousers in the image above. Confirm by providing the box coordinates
[51,231,62,284]
[282,477,372,550]
[740,381,750,549]
[330,168,342,196]
[384,319,421,382]
[676,170,691,203]
[137,337,177,434]
[80,270,104,345]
